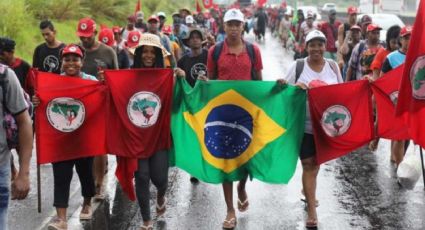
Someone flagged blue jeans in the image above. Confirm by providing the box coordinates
[0,159,10,230]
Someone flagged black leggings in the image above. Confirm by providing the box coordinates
[52,157,95,208]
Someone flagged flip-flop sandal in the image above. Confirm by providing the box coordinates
[140,224,153,230]
[237,198,249,212]
[306,218,318,229]
[79,205,93,220]
[222,217,237,229]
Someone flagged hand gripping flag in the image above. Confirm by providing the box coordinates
[171,79,306,183]
[371,65,409,140]
[105,69,173,200]
[35,71,108,164]
[396,0,425,148]
[309,80,374,164]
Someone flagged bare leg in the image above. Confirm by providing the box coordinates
[392,140,405,166]
[94,155,107,195]
[222,182,236,227]
[56,208,67,221]
[301,157,320,223]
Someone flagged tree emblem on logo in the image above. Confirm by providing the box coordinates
[321,105,351,137]
[47,97,85,132]
[410,55,425,99]
[80,23,87,30]
[390,91,399,106]
[127,92,161,128]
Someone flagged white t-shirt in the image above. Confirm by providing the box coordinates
[285,57,343,134]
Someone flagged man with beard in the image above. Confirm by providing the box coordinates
[76,17,118,199]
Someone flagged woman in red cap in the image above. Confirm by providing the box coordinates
[32,44,98,230]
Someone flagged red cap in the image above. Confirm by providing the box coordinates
[148,15,159,23]
[400,25,413,37]
[162,25,172,35]
[126,30,141,48]
[98,28,114,47]
[127,15,136,23]
[112,26,121,34]
[367,24,382,32]
[61,44,84,58]
[77,17,96,38]
[347,6,358,15]
[350,25,361,31]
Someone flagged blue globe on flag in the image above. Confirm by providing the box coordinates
[204,105,253,159]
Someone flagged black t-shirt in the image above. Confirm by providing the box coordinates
[11,58,31,89]
[177,49,208,87]
[32,43,65,74]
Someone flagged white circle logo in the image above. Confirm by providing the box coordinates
[390,91,399,106]
[321,105,352,137]
[132,35,139,42]
[127,92,161,128]
[80,23,87,30]
[69,46,77,52]
[46,97,85,132]
[410,55,425,99]
[102,37,109,43]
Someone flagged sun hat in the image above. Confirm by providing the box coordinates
[129,33,170,57]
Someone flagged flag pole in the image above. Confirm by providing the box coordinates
[37,164,41,213]
[420,147,425,189]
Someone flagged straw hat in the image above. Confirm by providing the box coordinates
[128,33,170,57]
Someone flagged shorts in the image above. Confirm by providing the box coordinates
[300,133,316,160]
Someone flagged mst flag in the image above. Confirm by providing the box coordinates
[202,0,213,9]
[105,69,173,200]
[35,72,108,164]
[171,79,306,183]
[396,0,425,147]
[371,65,409,140]
[309,80,374,164]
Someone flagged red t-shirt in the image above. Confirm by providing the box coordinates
[370,47,390,71]
[320,21,342,52]
[207,39,263,80]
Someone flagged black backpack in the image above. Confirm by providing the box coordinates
[211,41,258,80]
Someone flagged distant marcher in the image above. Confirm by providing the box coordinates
[320,9,341,60]
[337,6,358,70]
[98,28,130,69]
[135,11,148,33]
[339,25,362,80]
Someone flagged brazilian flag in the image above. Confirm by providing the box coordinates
[171,79,306,183]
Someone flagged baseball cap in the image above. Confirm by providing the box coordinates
[126,30,142,48]
[185,15,194,24]
[223,8,244,23]
[329,9,337,15]
[157,12,166,19]
[148,15,159,23]
[367,24,382,32]
[360,15,372,25]
[347,6,358,15]
[61,44,84,58]
[112,26,121,34]
[98,28,114,47]
[307,11,314,19]
[77,17,96,38]
[0,37,16,52]
[136,11,144,20]
[127,15,136,23]
[305,30,327,44]
[350,25,361,31]
[400,25,413,37]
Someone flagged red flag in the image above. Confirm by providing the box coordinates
[396,0,425,147]
[105,69,173,200]
[35,72,108,164]
[135,0,141,14]
[371,65,409,140]
[196,0,202,13]
[202,0,213,9]
[309,80,374,164]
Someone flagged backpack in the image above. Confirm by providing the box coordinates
[295,58,340,83]
[0,65,33,150]
[212,41,258,80]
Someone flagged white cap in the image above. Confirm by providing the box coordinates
[224,8,244,23]
[186,15,194,24]
[305,30,327,44]
[157,12,166,18]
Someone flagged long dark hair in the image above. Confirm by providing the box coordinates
[132,45,164,68]
[386,25,401,51]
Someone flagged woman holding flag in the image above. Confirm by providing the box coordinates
[32,44,97,230]
[128,33,171,230]
[282,30,343,228]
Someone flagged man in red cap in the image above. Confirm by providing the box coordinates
[337,6,358,69]
[146,15,175,67]
[76,17,118,199]
[346,23,383,81]
[99,28,130,69]
[122,15,136,41]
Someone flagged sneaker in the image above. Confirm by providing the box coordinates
[47,217,67,230]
